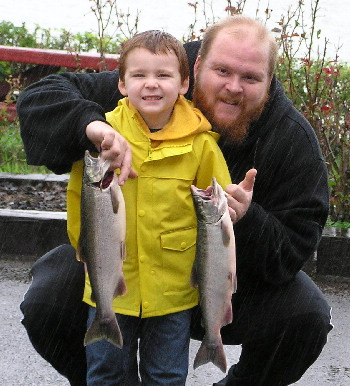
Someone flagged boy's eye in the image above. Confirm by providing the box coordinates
[132,73,144,77]
[158,73,171,77]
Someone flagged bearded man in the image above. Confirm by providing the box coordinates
[18,15,332,386]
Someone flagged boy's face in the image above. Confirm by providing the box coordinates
[118,47,189,129]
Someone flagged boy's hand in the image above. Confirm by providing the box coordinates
[225,169,257,223]
[86,121,137,185]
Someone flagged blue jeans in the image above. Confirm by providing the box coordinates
[86,307,192,385]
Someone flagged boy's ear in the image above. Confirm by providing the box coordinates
[179,76,190,95]
[118,79,127,96]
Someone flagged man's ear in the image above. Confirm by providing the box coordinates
[179,77,190,95]
[193,55,201,78]
[118,79,127,96]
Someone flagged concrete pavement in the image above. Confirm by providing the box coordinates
[0,259,349,385]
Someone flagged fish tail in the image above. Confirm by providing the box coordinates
[84,312,123,348]
[193,339,227,373]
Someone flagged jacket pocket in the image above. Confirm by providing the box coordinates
[160,227,196,294]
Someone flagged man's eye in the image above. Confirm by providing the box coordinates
[216,68,229,76]
[244,75,258,83]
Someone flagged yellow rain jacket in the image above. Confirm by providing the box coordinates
[67,95,231,318]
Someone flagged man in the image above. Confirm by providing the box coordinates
[18,15,332,386]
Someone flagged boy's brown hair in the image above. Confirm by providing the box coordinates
[118,30,189,82]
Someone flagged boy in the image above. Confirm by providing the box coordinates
[67,30,231,385]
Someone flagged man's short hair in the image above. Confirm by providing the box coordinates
[199,15,279,77]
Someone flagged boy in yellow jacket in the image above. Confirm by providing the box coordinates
[67,30,231,385]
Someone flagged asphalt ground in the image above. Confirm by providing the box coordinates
[0,258,349,386]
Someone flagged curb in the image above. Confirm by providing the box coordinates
[0,173,69,259]
[0,173,69,184]
[0,208,69,260]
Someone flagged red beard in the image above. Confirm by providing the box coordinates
[193,80,269,145]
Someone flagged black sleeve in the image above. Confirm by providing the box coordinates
[235,165,329,288]
[17,70,122,174]
[17,41,202,174]
[233,118,330,287]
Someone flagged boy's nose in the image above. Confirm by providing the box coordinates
[145,77,159,88]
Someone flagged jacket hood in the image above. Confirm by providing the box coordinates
[122,95,212,141]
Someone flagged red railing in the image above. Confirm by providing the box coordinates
[0,45,120,121]
[0,45,119,70]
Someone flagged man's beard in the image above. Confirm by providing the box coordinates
[193,80,269,145]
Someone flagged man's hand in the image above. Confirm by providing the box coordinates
[225,169,257,223]
[86,121,137,185]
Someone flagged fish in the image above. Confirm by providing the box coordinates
[191,177,237,373]
[78,150,127,348]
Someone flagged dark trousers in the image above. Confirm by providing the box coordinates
[20,245,88,386]
[20,245,332,386]
[191,271,333,385]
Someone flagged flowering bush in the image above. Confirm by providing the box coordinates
[271,0,350,222]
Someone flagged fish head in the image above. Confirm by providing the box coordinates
[191,178,227,224]
[83,150,113,189]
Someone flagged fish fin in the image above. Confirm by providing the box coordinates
[120,241,127,261]
[110,183,120,214]
[193,339,227,373]
[114,276,127,297]
[84,312,123,348]
[221,221,232,247]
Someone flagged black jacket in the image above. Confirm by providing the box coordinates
[17,41,329,290]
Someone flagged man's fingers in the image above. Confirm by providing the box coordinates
[240,168,257,191]
[225,169,256,223]
[228,206,237,223]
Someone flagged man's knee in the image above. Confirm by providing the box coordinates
[216,311,333,386]
[279,311,333,382]
[240,311,333,385]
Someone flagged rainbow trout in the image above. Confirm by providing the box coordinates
[191,177,236,373]
[79,150,127,348]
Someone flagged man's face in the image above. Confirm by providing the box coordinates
[193,27,272,144]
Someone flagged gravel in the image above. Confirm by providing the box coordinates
[0,174,67,212]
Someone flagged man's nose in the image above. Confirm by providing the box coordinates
[225,76,243,93]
